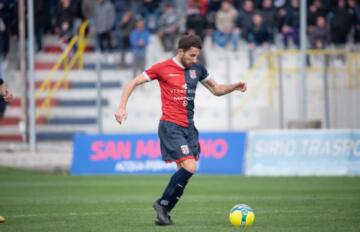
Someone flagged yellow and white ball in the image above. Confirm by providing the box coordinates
[229,204,255,227]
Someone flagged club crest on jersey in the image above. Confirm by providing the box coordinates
[189,70,197,79]
[180,145,190,155]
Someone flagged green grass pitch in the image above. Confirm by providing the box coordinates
[0,167,359,232]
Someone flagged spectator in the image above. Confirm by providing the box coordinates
[0,2,10,81]
[307,15,329,66]
[246,14,271,68]
[307,3,321,33]
[92,0,115,52]
[130,19,150,78]
[34,0,50,52]
[112,0,128,15]
[0,0,16,37]
[237,0,255,40]
[186,4,208,65]
[81,0,95,20]
[259,0,277,43]
[206,0,222,32]
[158,4,179,52]
[247,14,272,47]
[309,16,329,49]
[0,19,8,78]
[186,4,208,42]
[116,8,136,68]
[275,3,287,33]
[214,1,239,51]
[349,0,360,44]
[282,0,300,48]
[188,0,209,16]
[312,0,329,17]
[329,0,353,46]
[0,77,13,118]
[55,0,76,51]
[111,0,128,28]
[140,0,161,33]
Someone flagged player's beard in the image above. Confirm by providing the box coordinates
[181,57,193,68]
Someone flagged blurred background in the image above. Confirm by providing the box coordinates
[0,0,359,175]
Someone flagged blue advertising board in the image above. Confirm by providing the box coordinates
[71,132,247,175]
[246,130,360,176]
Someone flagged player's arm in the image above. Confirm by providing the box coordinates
[0,80,13,103]
[201,78,246,96]
[115,74,148,124]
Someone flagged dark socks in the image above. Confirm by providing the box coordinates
[166,179,189,212]
[158,168,193,212]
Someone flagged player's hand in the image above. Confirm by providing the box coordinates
[115,108,128,125]
[235,81,247,92]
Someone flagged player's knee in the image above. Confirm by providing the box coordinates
[182,160,197,173]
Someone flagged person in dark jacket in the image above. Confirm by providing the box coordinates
[259,0,277,43]
[116,8,136,67]
[34,0,50,52]
[186,5,208,42]
[309,16,329,49]
[246,13,271,68]
[186,4,209,65]
[54,0,77,51]
[329,0,353,45]
[237,0,255,40]
[0,77,13,117]
[282,0,300,48]
[349,0,360,43]
[0,14,9,84]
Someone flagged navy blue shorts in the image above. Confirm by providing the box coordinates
[158,120,200,163]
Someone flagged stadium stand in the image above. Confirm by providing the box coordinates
[0,0,359,143]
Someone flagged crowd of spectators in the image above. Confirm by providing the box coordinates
[0,0,359,71]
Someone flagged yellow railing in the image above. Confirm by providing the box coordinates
[231,49,360,115]
[35,21,89,121]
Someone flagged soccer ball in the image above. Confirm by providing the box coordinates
[229,204,255,227]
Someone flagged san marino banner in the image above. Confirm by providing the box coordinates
[246,130,360,176]
[71,132,247,175]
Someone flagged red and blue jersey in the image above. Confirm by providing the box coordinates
[143,57,210,127]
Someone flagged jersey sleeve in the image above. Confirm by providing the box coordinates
[199,64,210,82]
[143,63,162,81]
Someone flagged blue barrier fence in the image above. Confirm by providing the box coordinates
[71,132,247,175]
[71,130,360,176]
[246,130,360,176]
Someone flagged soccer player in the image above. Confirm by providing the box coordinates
[115,34,247,226]
[0,78,13,102]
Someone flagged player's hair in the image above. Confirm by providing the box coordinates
[178,34,202,51]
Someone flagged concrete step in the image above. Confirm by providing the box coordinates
[8,98,109,108]
[36,132,84,141]
[0,134,23,142]
[35,70,132,81]
[35,62,118,70]
[43,45,94,53]
[43,117,97,125]
[35,80,122,90]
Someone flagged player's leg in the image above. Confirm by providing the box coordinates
[154,121,195,225]
[163,158,196,213]
[166,124,200,212]
[154,159,196,225]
